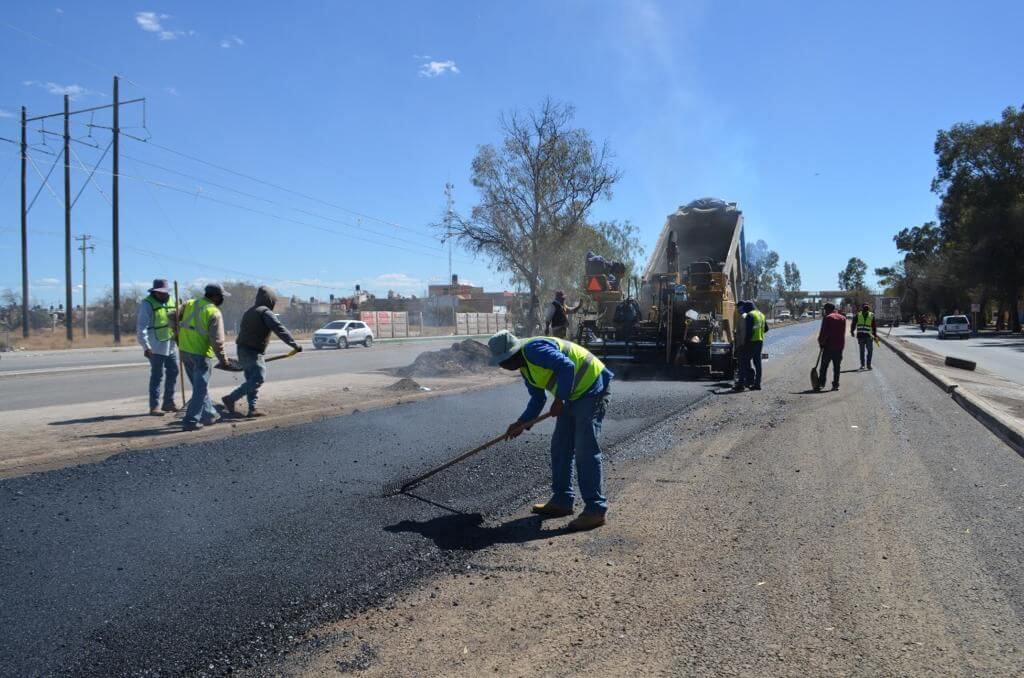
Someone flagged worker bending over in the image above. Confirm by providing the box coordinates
[852,303,877,370]
[488,330,612,531]
[178,283,232,431]
[222,286,302,418]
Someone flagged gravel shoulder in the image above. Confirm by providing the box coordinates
[271,335,1024,677]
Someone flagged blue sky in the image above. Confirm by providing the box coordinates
[2,0,1022,307]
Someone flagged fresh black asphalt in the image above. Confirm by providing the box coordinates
[0,324,816,676]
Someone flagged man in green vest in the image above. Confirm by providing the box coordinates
[851,303,877,370]
[177,283,232,431]
[734,300,768,390]
[136,278,180,416]
[488,330,613,531]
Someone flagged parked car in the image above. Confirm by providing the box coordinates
[799,311,813,319]
[937,314,970,340]
[312,320,374,349]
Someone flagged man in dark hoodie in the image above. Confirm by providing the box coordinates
[222,286,302,417]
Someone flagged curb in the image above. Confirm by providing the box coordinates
[879,335,1024,457]
[878,335,958,393]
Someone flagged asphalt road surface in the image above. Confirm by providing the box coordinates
[14,320,989,677]
[0,336,478,412]
[890,325,1024,386]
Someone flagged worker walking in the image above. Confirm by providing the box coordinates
[222,286,302,418]
[489,330,612,531]
[852,303,878,370]
[177,283,232,431]
[817,302,846,391]
[136,279,180,416]
[545,290,581,339]
[734,301,767,391]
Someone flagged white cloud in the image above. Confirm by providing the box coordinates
[23,80,97,100]
[55,8,64,14]
[135,11,190,40]
[35,277,60,287]
[165,86,178,96]
[220,35,245,48]
[0,109,14,118]
[418,59,460,78]
[135,11,166,32]
[369,273,425,293]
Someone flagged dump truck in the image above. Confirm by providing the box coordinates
[576,197,745,379]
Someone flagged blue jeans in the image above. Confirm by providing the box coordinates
[740,341,763,387]
[858,335,873,367]
[548,390,610,514]
[181,351,218,425]
[227,346,266,410]
[147,351,179,409]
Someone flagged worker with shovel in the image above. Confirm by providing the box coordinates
[178,283,232,431]
[222,285,302,418]
[489,330,612,531]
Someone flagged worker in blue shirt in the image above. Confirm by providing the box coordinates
[488,330,613,530]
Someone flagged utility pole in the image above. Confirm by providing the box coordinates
[76,235,94,337]
[444,182,454,284]
[112,75,121,343]
[63,95,74,341]
[20,106,28,338]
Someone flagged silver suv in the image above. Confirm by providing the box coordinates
[312,320,374,349]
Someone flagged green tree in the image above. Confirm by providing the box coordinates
[931,105,1024,330]
[447,99,622,332]
[743,239,780,301]
[780,261,802,314]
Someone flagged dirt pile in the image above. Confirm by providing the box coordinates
[385,377,429,392]
[396,339,492,377]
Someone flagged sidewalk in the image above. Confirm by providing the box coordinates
[881,332,1024,454]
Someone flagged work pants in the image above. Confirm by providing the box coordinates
[819,348,842,387]
[147,350,178,410]
[740,341,763,388]
[181,351,218,425]
[857,334,874,367]
[226,346,267,411]
[549,325,568,339]
[548,389,610,515]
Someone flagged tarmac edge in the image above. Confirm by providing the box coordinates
[880,335,1024,457]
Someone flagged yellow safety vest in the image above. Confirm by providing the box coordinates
[520,337,605,401]
[178,298,219,358]
[748,309,766,342]
[144,295,175,342]
[856,311,875,334]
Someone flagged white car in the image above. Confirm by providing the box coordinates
[937,315,970,340]
[777,311,792,321]
[312,320,374,349]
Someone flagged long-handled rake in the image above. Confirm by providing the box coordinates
[382,412,554,497]
[215,348,301,372]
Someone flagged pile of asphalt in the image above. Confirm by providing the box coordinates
[396,339,492,377]
[386,377,427,391]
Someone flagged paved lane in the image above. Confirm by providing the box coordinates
[0,337,477,412]
[0,324,817,675]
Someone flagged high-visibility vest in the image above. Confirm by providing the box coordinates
[520,337,605,401]
[178,298,219,358]
[748,309,766,342]
[144,295,175,342]
[856,311,875,335]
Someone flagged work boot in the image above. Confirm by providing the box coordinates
[831,383,839,391]
[531,502,573,518]
[567,512,606,531]
[867,365,873,370]
[221,396,237,415]
[161,401,180,413]
[732,384,745,392]
[182,421,203,431]
[750,384,762,391]
[246,408,266,418]
[149,407,165,417]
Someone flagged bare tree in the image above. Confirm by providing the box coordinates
[447,99,621,332]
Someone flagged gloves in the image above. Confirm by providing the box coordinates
[505,421,526,440]
[144,349,153,359]
[292,344,303,353]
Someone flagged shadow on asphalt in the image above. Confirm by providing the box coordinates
[791,389,830,395]
[90,427,182,439]
[48,413,151,426]
[384,513,571,551]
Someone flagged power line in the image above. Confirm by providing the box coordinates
[1,21,143,89]
[121,134,436,240]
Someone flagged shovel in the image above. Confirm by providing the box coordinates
[382,412,554,496]
[810,348,823,391]
[215,348,301,372]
